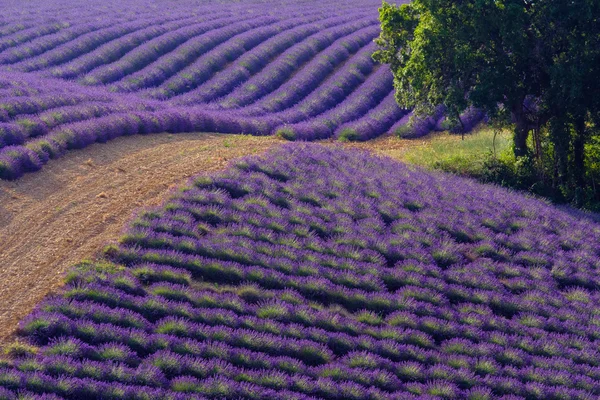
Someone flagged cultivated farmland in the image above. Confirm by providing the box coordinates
[0,0,478,180]
[1,1,599,399]
[3,144,600,399]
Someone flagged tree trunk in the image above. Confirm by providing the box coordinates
[550,118,569,189]
[512,105,529,158]
[573,115,586,187]
[513,120,530,158]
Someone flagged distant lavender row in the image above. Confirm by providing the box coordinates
[208,20,378,109]
[47,15,215,80]
[79,13,261,86]
[169,14,361,104]
[276,66,392,140]
[114,13,314,94]
[335,91,408,141]
[0,18,135,65]
[3,144,600,399]
[13,17,181,73]
[212,26,380,113]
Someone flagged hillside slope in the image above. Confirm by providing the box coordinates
[2,144,600,399]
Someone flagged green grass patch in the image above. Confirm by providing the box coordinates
[401,127,511,176]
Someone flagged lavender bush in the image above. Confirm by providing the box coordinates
[3,143,600,399]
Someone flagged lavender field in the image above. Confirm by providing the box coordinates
[0,0,486,180]
[1,144,600,399]
[3,1,599,399]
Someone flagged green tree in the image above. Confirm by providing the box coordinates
[374,0,549,158]
[375,0,600,207]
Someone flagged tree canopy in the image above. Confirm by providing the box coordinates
[374,0,600,206]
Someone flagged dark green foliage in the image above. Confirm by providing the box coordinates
[375,0,600,210]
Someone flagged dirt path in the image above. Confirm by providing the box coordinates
[0,133,280,344]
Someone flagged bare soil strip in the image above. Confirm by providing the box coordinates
[0,133,280,344]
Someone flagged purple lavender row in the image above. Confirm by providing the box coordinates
[78,13,257,86]
[334,91,409,141]
[276,66,393,140]
[170,32,380,136]
[0,102,159,148]
[0,93,112,120]
[156,352,397,397]
[0,368,208,400]
[109,14,309,93]
[240,40,379,127]
[46,14,215,80]
[110,237,600,344]
[0,21,72,53]
[131,10,350,98]
[24,299,600,387]
[391,105,446,138]
[169,14,361,105]
[12,343,396,394]
[22,307,335,367]
[121,231,384,291]
[38,292,439,348]
[214,26,380,115]
[0,109,175,179]
[129,197,382,264]
[210,16,378,109]
[0,18,132,65]
[18,268,600,392]
[130,207,383,273]
[0,71,163,122]
[13,17,171,72]
[111,244,395,309]
[126,223,381,278]
[0,71,90,99]
[13,8,241,72]
[0,6,84,39]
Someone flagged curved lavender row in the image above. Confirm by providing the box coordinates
[0,108,175,178]
[187,41,381,136]
[0,23,41,39]
[198,25,379,113]
[0,8,82,39]
[0,70,163,118]
[210,17,378,109]
[0,93,112,120]
[451,107,488,133]
[10,7,238,71]
[390,105,447,139]
[12,17,168,72]
[46,15,214,80]
[4,144,600,399]
[276,67,393,140]
[0,18,128,65]
[0,21,71,53]
[0,4,121,46]
[0,1,114,31]
[109,13,311,93]
[0,101,162,148]
[169,14,360,105]
[334,91,408,141]
[234,39,379,118]
[78,13,257,86]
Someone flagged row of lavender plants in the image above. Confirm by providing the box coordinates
[3,144,600,399]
